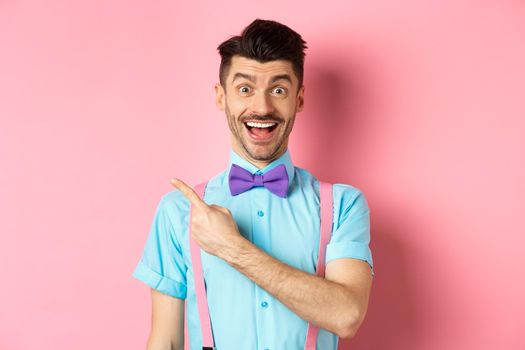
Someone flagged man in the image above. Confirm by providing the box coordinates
[132,18,374,350]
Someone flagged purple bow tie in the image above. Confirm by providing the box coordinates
[229,163,289,198]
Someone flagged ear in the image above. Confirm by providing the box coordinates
[296,85,305,112]
[215,83,225,111]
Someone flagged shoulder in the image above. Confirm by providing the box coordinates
[331,183,370,222]
[155,189,191,223]
[332,183,367,205]
[201,169,227,194]
[292,166,319,189]
[294,166,369,210]
[158,169,227,211]
[295,166,367,198]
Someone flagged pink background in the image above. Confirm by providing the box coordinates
[1,1,524,349]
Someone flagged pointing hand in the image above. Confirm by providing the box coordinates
[170,178,243,257]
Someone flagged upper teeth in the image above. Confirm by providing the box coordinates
[246,121,277,128]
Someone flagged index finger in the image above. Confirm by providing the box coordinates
[170,178,208,211]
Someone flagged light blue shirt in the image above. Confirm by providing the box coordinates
[132,148,374,350]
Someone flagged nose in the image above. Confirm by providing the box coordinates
[250,91,275,116]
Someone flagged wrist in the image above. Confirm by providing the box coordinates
[223,235,250,266]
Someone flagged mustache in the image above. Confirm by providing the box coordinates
[242,114,282,123]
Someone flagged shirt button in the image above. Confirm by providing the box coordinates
[257,210,264,217]
[261,301,269,308]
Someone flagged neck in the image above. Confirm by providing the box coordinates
[232,141,287,170]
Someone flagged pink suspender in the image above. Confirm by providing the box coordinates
[189,182,215,350]
[188,180,333,350]
[304,180,333,350]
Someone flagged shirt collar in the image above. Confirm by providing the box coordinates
[226,148,295,188]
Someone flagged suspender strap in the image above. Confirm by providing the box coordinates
[189,182,215,349]
[304,180,333,350]
[189,180,333,350]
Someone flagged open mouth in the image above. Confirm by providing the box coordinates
[243,121,279,141]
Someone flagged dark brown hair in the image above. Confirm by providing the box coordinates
[217,19,308,89]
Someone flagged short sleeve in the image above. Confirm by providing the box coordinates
[325,185,375,278]
[132,196,188,299]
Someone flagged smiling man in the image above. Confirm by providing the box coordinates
[132,19,374,350]
[220,55,300,165]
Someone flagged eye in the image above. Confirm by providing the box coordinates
[272,87,287,95]
[238,86,251,94]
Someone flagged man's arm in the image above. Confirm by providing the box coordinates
[147,288,185,350]
[223,238,373,339]
[171,178,373,340]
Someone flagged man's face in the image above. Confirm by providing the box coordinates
[215,56,304,164]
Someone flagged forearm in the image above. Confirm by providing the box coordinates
[146,340,182,350]
[146,337,180,350]
[146,328,183,350]
[222,237,359,338]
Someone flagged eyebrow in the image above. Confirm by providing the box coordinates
[270,74,292,84]
[232,72,256,83]
[231,73,293,85]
